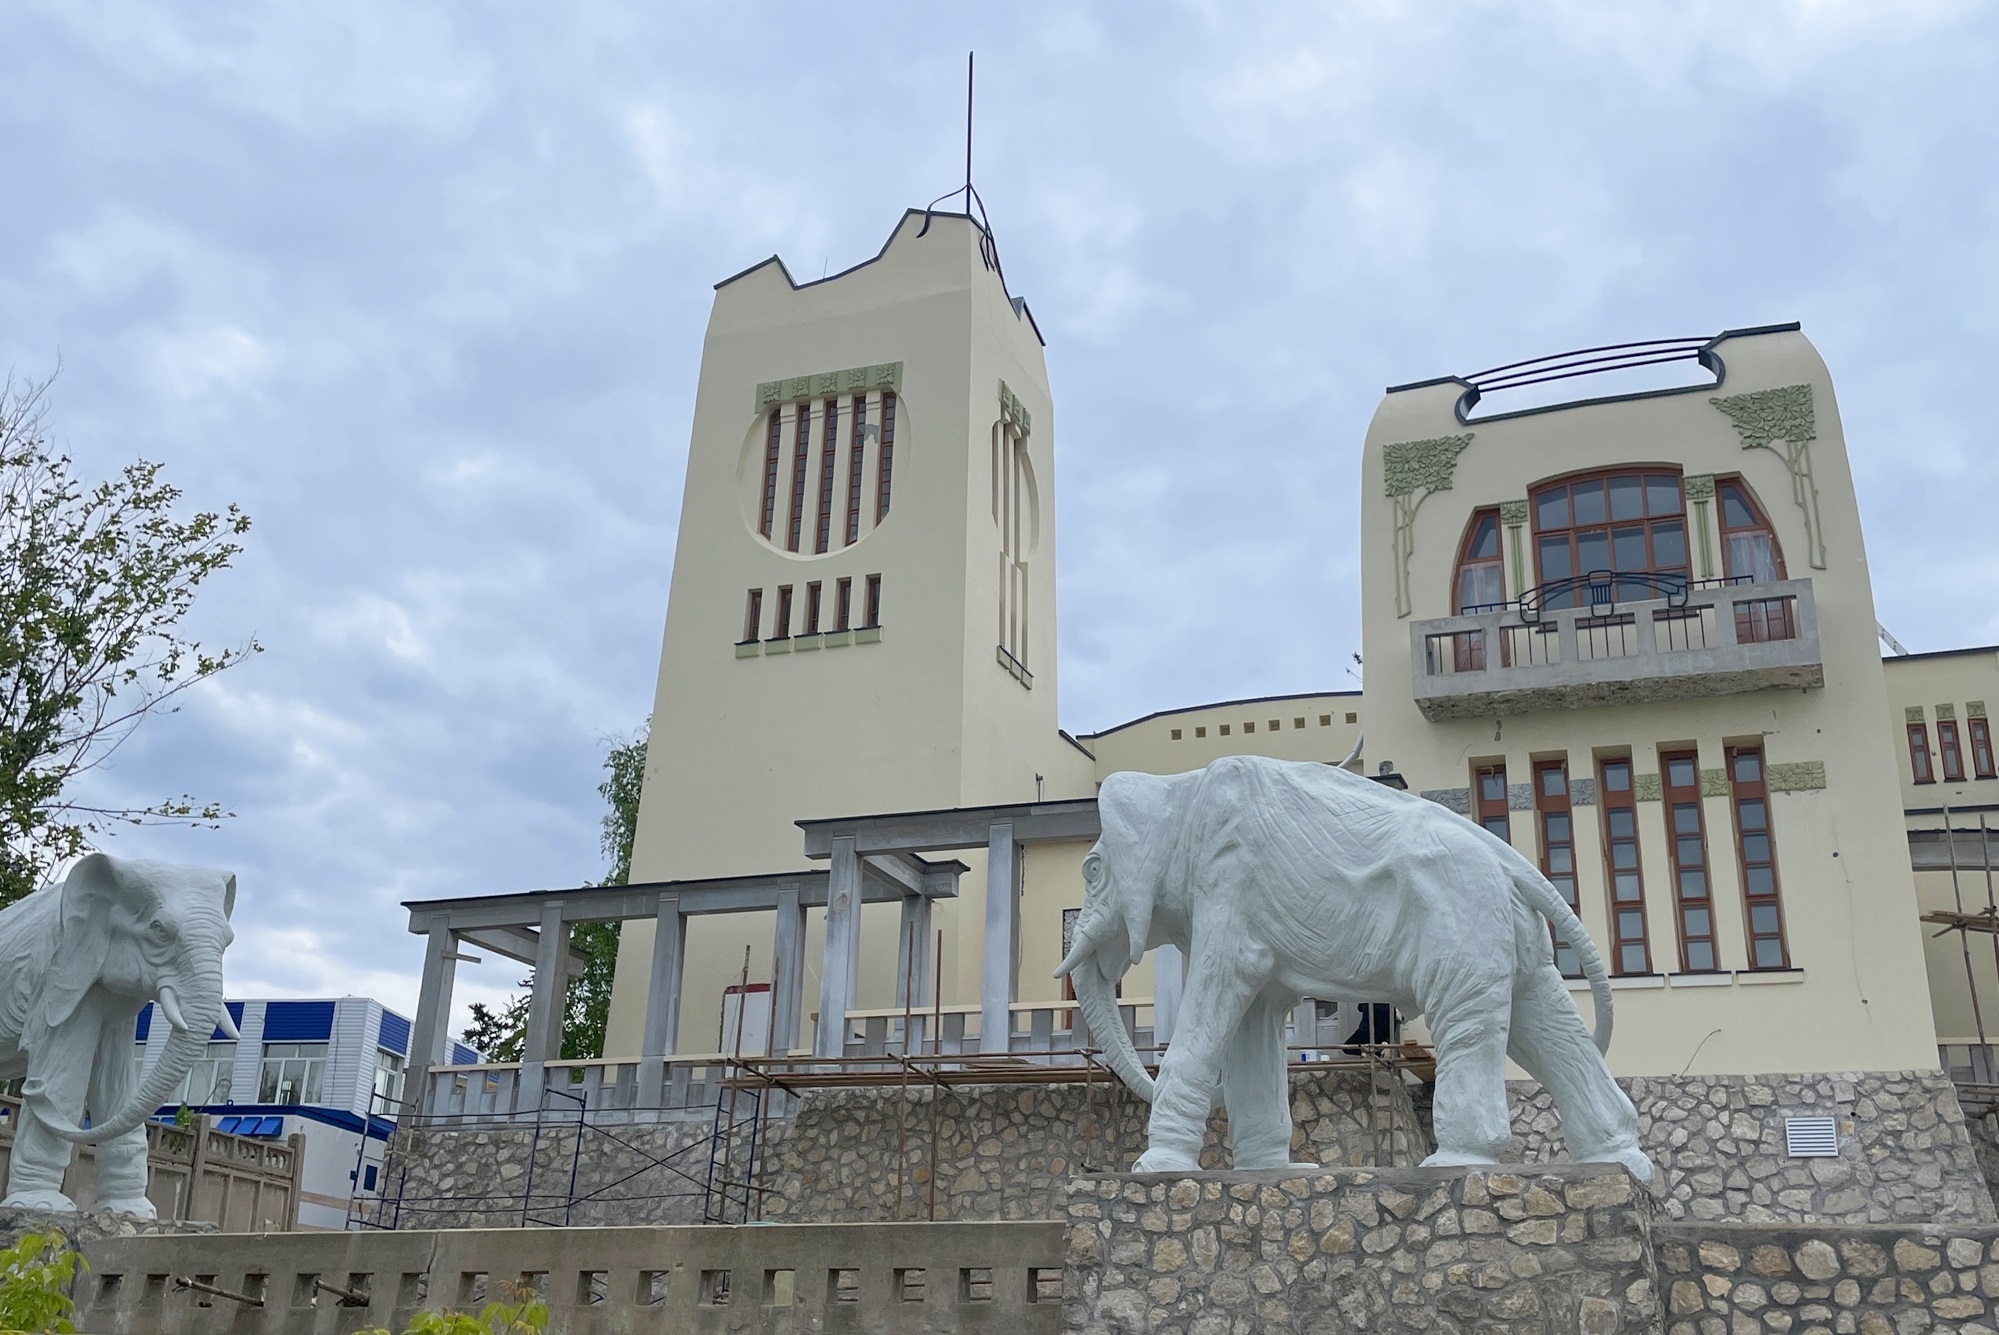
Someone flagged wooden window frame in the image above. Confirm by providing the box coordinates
[758,411,784,540]
[741,588,763,644]
[1534,759,1582,978]
[1970,716,1996,780]
[844,395,868,546]
[1909,722,1935,784]
[1453,508,1506,614]
[834,577,853,632]
[1661,750,1719,973]
[1939,720,1966,783]
[1715,474,1787,583]
[875,391,897,524]
[1598,756,1652,976]
[1472,764,1510,844]
[1727,745,1789,970]
[814,399,839,554]
[772,586,793,641]
[786,406,812,552]
[804,581,822,636]
[1528,468,1688,608]
[864,574,882,628]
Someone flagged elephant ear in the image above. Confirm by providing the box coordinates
[1093,780,1157,970]
[38,854,126,1031]
[221,871,237,920]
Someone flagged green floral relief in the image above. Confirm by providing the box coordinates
[1766,761,1828,793]
[1497,500,1529,526]
[1971,701,1988,719]
[998,380,1032,439]
[1384,433,1474,618]
[1633,773,1662,802]
[1935,703,1956,720]
[1709,383,1827,570]
[1699,768,1730,797]
[1682,474,1716,501]
[755,362,902,409]
[1906,705,1926,723]
[1684,473,1717,579]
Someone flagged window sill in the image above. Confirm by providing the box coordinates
[824,629,852,647]
[734,641,760,659]
[1564,975,1666,991]
[855,625,882,644]
[793,633,823,652]
[764,638,792,655]
[1666,972,1733,988]
[1737,968,1805,986]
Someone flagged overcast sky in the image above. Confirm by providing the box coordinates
[5,1,1996,1030]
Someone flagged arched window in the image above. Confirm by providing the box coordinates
[1716,476,1785,583]
[1530,469,1687,608]
[1454,509,1505,612]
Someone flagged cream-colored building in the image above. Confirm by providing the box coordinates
[598,210,1994,1087]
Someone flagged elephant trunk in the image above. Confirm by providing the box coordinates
[45,973,222,1143]
[1075,957,1156,1103]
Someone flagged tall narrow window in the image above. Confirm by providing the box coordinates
[834,577,853,631]
[758,411,784,539]
[844,395,868,546]
[1599,758,1651,975]
[1473,764,1510,842]
[1530,470,1686,607]
[1728,746,1788,970]
[1717,478,1785,583]
[1662,751,1717,972]
[1940,720,1966,782]
[772,586,793,640]
[814,400,839,553]
[1909,722,1934,784]
[1455,509,1505,612]
[786,406,812,552]
[864,574,882,627]
[1971,716,1995,780]
[1535,760,1581,978]
[875,391,897,523]
[741,589,763,643]
[804,581,822,635]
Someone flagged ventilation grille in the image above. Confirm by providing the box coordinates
[1784,1115,1839,1157]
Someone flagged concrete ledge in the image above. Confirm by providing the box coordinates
[734,641,760,658]
[856,626,882,644]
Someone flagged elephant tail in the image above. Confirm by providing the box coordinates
[1511,864,1614,1055]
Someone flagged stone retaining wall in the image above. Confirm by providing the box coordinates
[1063,1164,1658,1334]
[1509,1071,1994,1226]
[1658,1223,1999,1334]
[380,1120,720,1228]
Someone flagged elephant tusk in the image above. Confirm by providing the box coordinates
[157,986,189,1033]
[214,1008,240,1041]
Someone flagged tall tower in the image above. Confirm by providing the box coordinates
[602,210,1090,1059]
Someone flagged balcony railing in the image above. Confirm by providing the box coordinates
[1411,576,1823,720]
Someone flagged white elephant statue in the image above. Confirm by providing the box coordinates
[0,854,238,1214]
[1055,756,1654,1182]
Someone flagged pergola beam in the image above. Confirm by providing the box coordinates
[798,799,1100,857]
[455,925,588,973]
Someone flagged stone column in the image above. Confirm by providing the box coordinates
[519,903,571,1109]
[636,894,685,1102]
[981,824,1020,1054]
[770,886,806,1057]
[407,918,458,1115]
[896,892,933,1051]
[815,837,863,1058]
[1152,943,1185,1047]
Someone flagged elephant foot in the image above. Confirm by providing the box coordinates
[1132,1147,1200,1173]
[1420,1149,1502,1170]
[1605,1147,1659,1185]
[2,1189,77,1212]
[97,1196,158,1219]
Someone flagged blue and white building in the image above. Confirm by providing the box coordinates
[132,996,480,1229]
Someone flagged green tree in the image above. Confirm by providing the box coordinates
[0,376,257,905]
[460,720,646,1061]
[0,1231,86,1334]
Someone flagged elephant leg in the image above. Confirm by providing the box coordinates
[1222,993,1312,1170]
[1419,973,1515,1168]
[4,1040,91,1210]
[1506,964,1654,1182]
[1136,939,1262,1173]
[88,1020,156,1216]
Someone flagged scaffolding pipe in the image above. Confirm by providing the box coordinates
[1946,802,1989,1053]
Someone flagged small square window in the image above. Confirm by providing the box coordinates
[397,1274,426,1307]
[960,1268,994,1303]
[699,1271,731,1306]
[1319,715,1332,726]
[98,1275,124,1303]
[1195,726,1206,738]
[1170,728,1182,740]
[1219,724,1230,736]
[1030,1269,1062,1304]
[764,1270,795,1306]
[895,1269,925,1303]
[829,1269,860,1303]
[1244,721,1255,733]
[1269,719,1281,731]
[638,1272,668,1306]
[1293,717,1305,728]
[577,1272,607,1306]
[1346,712,1358,724]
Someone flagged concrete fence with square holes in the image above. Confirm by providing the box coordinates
[77,1220,1065,1334]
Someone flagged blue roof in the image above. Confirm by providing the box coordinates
[377,1009,410,1056]
[262,1000,335,1042]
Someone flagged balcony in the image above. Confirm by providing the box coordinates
[1410,575,1823,720]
